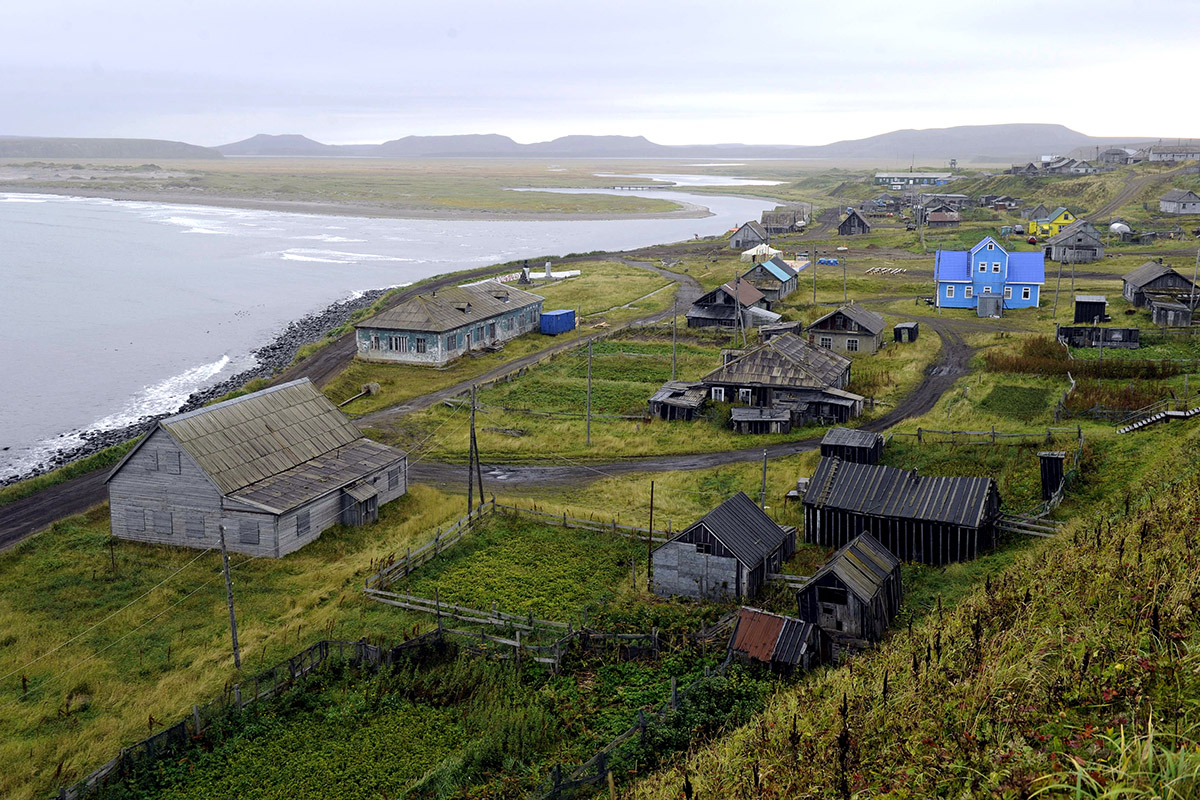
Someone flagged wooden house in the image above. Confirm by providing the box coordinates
[106,379,408,557]
[1147,145,1200,162]
[1159,189,1200,215]
[355,281,543,367]
[796,533,901,660]
[1021,203,1050,221]
[761,207,806,236]
[759,321,804,342]
[728,607,821,673]
[1122,261,1196,307]
[647,381,707,421]
[926,210,961,228]
[805,304,887,354]
[652,492,796,601]
[1073,294,1108,324]
[730,220,769,249]
[935,236,1044,312]
[873,172,953,187]
[1029,207,1076,238]
[802,457,1001,565]
[1047,221,1104,263]
[819,427,884,464]
[1009,163,1041,176]
[1100,148,1134,164]
[686,280,780,329]
[701,333,864,426]
[838,209,871,236]
[741,255,800,302]
[893,322,919,343]
[1148,296,1194,327]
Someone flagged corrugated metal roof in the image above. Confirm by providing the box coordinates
[688,491,790,566]
[1162,189,1200,202]
[821,427,883,448]
[804,457,996,529]
[1075,294,1107,303]
[702,333,850,390]
[1123,261,1182,289]
[731,607,784,662]
[808,533,898,604]
[774,618,815,666]
[229,439,401,513]
[808,304,886,335]
[355,281,543,333]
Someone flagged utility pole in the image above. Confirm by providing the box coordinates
[1191,248,1200,312]
[843,252,848,303]
[468,385,476,517]
[759,450,768,510]
[586,341,592,446]
[647,480,654,592]
[812,249,818,304]
[671,298,677,381]
[472,386,485,515]
[1053,258,1064,318]
[218,525,241,670]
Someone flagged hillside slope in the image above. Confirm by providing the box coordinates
[0,137,222,159]
[628,430,1200,799]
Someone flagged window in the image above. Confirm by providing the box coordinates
[389,335,408,352]
[388,468,400,491]
[964,286,973,299]
[1004,287,1013,299]
[846,338,859,352]
[819,336,833,349]
[239,519,260,545]
[992,262,1001,273]
[817,586,848,605]
[711,387,725,402]
[128,508,145,532]
[186,515,204,538]
[986,242,994,250]
[1022,287,1031,300]
[946,285,955,298]
[164,450,181,475]
[738,388,752,404]
[154,510,173,536]
[982,286,992,294]
[296,510,310,538]
[415,338,426,354]
[370,334,380,350]
[446,333,457,350]
[696,542,713,555]
[978,262,987,272]
[145,450,158,471]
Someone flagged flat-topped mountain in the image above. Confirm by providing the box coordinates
[0,137,222,159]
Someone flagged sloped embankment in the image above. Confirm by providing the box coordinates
[628,440,1200,798]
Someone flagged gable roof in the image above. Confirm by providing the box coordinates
[702,333,851,389]
[356,281,543,333]
[730,607,816,667]
[839,209,870,229]
[1161,189,1200,203]
[764,255,798,280]
[695,280,766,308]
[681,491,791,566]
[936,238,1045,284]
[1047,220,1100,245]
[808,304,886,335]
[803,457,997,529]
[808,533,898,604]
[736,220,768,238]
[157,379,370,496]
[821,427,883,449]
[1123,261,1186,289]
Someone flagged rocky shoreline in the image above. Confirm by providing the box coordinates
[1,288,391,488]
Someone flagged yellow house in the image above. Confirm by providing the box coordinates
[1030,207,1075,238]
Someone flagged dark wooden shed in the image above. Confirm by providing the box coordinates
[797,533,901,660]
[728,607,821,673]
[820,427,884,465]
[1148,295,1194,327]
[802,457,1001,565]
[838,209,871,236]
[1122,261,1196,307]
[652,492,796,601]
[893,322,919,343]
[648,381,706,421]
[1073,295,1108,324]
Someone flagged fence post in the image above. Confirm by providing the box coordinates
[670,676,678,710]
[192,704,201,736]
[917,427,923,443]
[234,684,242,709]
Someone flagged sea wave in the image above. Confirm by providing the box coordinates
[278,248,416,264]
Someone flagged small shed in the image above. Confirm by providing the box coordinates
[728,607,821,673]
[731,406,792,434]
[796,533,901,660]
[1073,295,1108,324]
[838,209,871,236]
[819,427,884,465]
[1148,295,1194,327]
[1056,326,1140,349]
[1038,451,1067,502]
[648,381,707,421]
[1122,261,1196,307]
[893,322,919,343]
[977,295,1003,318]
[540,309,576,335]
[652,492,796,601]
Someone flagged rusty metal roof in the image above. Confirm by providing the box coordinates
[730,607,815,666]
[355,281,543,333]
[804,456,996,529]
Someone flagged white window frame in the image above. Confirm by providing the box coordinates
[370,334,380,350]
[818,336,833,349]
[992,262,1001,273]
[946,285,955,298]
[846,338,860,353]
[964,286,973,299]
[711,386,725,402]
[1004,286,1013,299]
[978,262,987,272]
[1022,286,1031,300]
[986,242,994,250]
[738,388,752,404]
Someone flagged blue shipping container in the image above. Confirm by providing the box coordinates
[540,309,576,335]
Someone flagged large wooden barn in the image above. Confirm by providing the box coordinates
[354,281,544,366]
[796,533,901,660]
[106,379,408,557]
[652,492,795,601]
[1122,262,1196,307]
[802,457,1001,565]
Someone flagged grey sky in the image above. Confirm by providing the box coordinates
[4,0,1197,146]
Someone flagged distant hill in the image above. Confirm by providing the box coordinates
[0,137,222,159]
[214,125,1161,162]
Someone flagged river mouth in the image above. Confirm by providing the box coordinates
[1,187,777,483]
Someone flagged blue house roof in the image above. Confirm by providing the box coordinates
[1008,253,1045,283]
[760,256,797,282]
[934,250,970,281]
[935,238,1045,284]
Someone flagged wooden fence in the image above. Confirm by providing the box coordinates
[57,634,445,800]
[888,426,1083,446]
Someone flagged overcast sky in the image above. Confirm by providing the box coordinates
[4,0,1197,146]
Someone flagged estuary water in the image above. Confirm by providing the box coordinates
[0,188,775,480]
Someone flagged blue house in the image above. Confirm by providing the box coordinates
[934,237,1044,314]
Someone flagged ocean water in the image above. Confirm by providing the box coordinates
[0,188,774,480]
